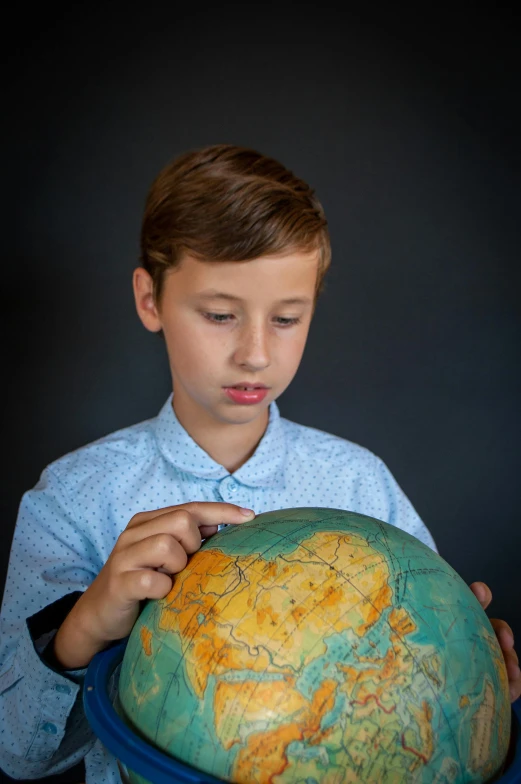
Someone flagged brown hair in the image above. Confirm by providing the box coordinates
[140,144,331,303]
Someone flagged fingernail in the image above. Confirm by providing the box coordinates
[240,508,255,517]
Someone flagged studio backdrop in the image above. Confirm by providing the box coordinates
[4,7,520,644]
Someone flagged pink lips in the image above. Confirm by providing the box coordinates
[224,385,269,405]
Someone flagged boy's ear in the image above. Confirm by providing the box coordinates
[133,268,162,332]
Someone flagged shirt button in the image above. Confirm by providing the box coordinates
[55,684,71,694]
[42,722,58,734]
[229,484,237,494]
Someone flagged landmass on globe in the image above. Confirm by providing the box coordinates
[118,508,511,784]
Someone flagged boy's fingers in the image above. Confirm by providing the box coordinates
[200,525,219,538]
[121,505,254,551]
[118,510,201,554]
[469,581,492,609]
[120,568,173,602]
[116,533,191,577]
[179,501,255,526]
[127,502,255,530]
[504,650,521,680]
[507,658,521,702]
[490,618,515,650]
[488,618,520,701]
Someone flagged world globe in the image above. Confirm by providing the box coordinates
[117,507,511,783]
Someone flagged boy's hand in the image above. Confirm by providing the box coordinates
[53,502,254,669]
[470,581,521,702]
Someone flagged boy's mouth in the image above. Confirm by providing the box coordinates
[223,384,270,405]
[225,383,269,390]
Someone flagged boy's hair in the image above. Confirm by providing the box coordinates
[140,144,331,303]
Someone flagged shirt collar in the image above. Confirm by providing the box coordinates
[153,394,286,488]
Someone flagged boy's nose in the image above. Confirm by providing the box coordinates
[233,326,270,371]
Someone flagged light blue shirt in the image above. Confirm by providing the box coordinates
[0,396,436,782]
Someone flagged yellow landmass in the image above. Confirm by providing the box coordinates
[213,676,303,751]
[467,626,511,777]
[140,625,153,657]
[156,529,439,782]
[388,606,417,636]
[229,679,338,783]
[158,531,395,699]
[403,700,434,769]
[337,629,415,715]
[469,680,496,775]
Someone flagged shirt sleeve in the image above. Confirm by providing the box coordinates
[0,467,101,778]
[371,455,438,553]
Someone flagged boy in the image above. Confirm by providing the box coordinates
[0,144,519,783]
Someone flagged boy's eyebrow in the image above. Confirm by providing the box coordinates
[196,290,312,306]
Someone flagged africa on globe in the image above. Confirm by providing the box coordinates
[117,507,511,783]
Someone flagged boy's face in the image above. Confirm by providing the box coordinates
[134,251,318,429]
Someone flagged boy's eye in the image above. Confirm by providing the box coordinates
[203,312,233,323]
[275,317,301,326]
[202,312,302,327]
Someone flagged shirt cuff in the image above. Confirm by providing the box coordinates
[0,611,87,766]
[28,590,87,679]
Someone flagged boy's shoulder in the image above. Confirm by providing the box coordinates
[279,413,378,467]
[45,415,158,486]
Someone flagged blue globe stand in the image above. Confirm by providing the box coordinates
[84,639,521,784]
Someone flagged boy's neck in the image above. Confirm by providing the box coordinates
[172,396,269,474]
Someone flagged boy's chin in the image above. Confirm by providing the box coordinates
[216,400,271,425]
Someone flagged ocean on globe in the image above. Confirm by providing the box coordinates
[117,507,511,783]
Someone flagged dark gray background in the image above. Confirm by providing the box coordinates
[3,1,520,686]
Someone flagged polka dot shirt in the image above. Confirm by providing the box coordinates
[0,395,436,782]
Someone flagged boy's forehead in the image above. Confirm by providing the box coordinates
[170,251,319,301]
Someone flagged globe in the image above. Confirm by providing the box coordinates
[117,507,511,783]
